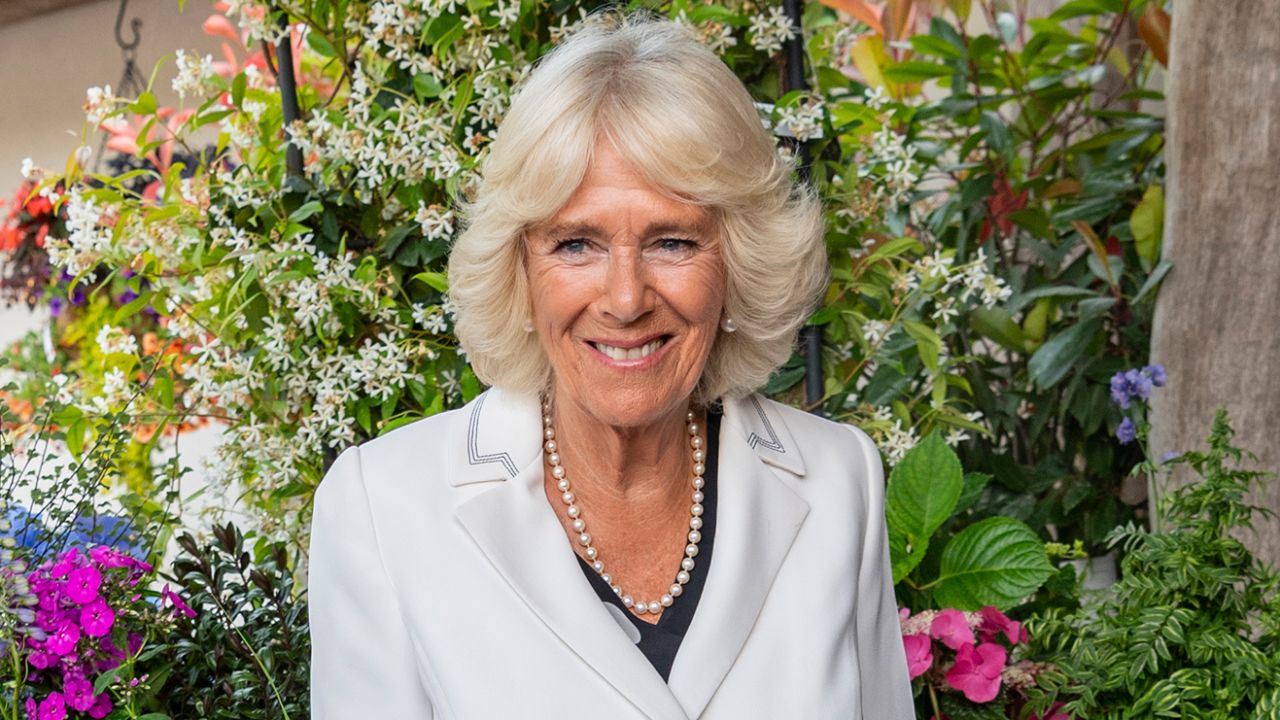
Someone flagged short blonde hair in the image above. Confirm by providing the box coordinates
[448,13,828,402]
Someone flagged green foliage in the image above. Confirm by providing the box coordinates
[156,524,309,719]
[888,432,1053,611]
[1028,410,1280,719]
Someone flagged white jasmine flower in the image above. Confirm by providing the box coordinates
[172,50,216,99]
[84,85,115,125]
[19,158,39,180]
[414,203,456,242]
[748,6,797,55]
[96,325,139,356]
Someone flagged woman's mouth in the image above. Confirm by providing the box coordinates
[588,336,670,362]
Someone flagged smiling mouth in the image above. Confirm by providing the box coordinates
[589,336,670,361]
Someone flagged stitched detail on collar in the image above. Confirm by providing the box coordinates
[467,393,519,478]
[746,395,786,454]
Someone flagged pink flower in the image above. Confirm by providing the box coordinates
[945,642,1007,703]
[979,606,1027,645]
[930,608,975,651]
[65,567,102,604]
[46,622,80,656]
[49,549,80,579]
[79,599,115,638]
[62,678,96,713]
[162,584,197,619]
[24,697,36,720]
[37,692,66,720]
[902,634,933,679]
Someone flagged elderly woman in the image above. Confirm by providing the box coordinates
[309,14,912,719]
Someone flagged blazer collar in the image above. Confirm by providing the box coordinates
[448,389,806,486]
[452,389,811,719]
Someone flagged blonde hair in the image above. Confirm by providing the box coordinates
[448,13,828,401]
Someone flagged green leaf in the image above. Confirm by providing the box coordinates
[1131,184,1164,270]
[289,201,324,223]
[232,72,247,108]
[1028,318,1101,389]
[413,73,444,100]
[412,271,449,292]
[883,60,954,83]
[933,517,1054,610]
[1132,258,1172,305]
[903,320,942,373]
[129,91,157,116]
[969,307,1028,353]
[955,472,992,514]
[885,432,964,582]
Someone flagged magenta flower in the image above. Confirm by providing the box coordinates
[25,697,36,719]
[62,677,96,713]
[87,693,112,720]
[79,599,115,637]
[162,584,197,619]
[930,608,975,651]
[49,549,79,579]
[902,634,933,679]
[46,622,80,656]
[945,642,1007,703]
[65,566,102,604]
[978,606,1027,645]
[36,692,66,720]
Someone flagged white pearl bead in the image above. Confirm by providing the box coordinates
[548,452,561,466]
[688,423,699,435]
[552,465,565,479]
[693,449,706,462]
[557,478,569,491]
[691,503,704,516]
[562,491,574,504]
[623,596,634,608]
[612,585,621,596]
[681,557,696,572]
[692,476,705,489]
[585,547,597,559]
[677,570,691,584]
[543,415,553,427]
[572,518,585,532]
[670,583,683,597]
[544,440,557,453]
[601,573,612,584]
[690,436,703,449]
[578,533,591,546]
[544,427,555,440]
[692,490,704,503]
[686,544,698,557]
[660,594,673,607]
[686,411,695,422]
[567,505,580,518]
[693,463,705,476]
[688,530,701,543]
[635,602,648,613]
[592,560,604,573]
[690,517,703,530]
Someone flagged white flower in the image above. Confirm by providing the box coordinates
[862,319,888,346]
[96,325,139,356]
[84,85,115,125]
[748,6,797,55]
[883,420,919,465]
[414,203,456,242]
[931,298,959,324]
[172,50,216,100]
[776,101,824,142]
[944,427,970,447]
[19,158,39,180]
[864,86,888,110]
[439,369,462,400]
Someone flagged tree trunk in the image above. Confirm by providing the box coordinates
[1149,1,1280,562]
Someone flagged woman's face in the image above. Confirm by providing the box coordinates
[524,139,725,428]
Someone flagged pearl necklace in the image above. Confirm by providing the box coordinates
[541,401,706,616]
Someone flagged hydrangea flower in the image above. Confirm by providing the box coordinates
[930,608,975,651]
[902,633,933,679]
[946,642,1007,702]
[978,606,1027,645]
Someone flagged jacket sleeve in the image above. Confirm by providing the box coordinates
[309,444,435,718]
[847,425,916,719]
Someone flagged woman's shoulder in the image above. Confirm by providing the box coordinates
[727,393,880,467]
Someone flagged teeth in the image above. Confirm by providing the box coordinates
[593,338,665,361]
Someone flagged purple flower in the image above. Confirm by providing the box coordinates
[65,566,102,604]
[48,296,63,317]
[1117,417,1137,444]
[162,583,197,619]
[79,599,114,638]
[87,693,112,719]
[1145,363,1167,387]
[37,692,66,720]
[46,622,80,656]
[62,678,96,713]
[1124,368,1154,402]
[1110,372,1133,408]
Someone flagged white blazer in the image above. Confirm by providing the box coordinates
[309,388,913,719]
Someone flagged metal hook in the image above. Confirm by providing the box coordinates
[114,0,142,52]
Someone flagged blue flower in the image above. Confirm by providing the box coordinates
[1117,417,1137,444]
[1124,368,1154,402]
[1110,372,1133,409]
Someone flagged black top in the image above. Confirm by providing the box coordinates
[575,408,720,682]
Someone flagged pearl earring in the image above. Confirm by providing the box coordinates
[523,319,535,333]
[720,316,737,333]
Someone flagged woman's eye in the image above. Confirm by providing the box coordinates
[553,239,589,255]
[657,238,696,253]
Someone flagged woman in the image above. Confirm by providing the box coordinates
[309,14,913,719]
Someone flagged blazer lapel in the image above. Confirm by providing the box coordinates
[666,395,811,719]
[453,390,690,720]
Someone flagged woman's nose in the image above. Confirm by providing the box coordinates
[601,248,651,324]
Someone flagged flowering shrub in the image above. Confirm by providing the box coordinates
[10,544,190,719]
[900,605,1058,717]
